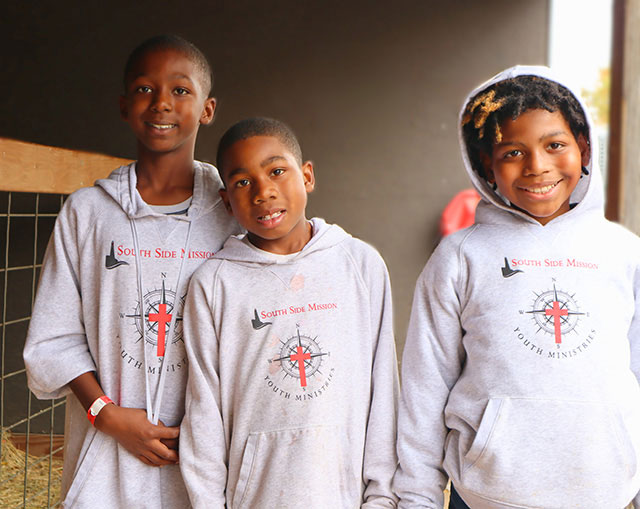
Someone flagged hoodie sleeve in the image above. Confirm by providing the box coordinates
[359,247,400,508]
[629,262,640,508]
[23,193,97,400]
[394,237,466,508]
[630,262,640,385]
[180,265,227,509]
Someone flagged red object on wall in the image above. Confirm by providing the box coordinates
[439,189,481,236]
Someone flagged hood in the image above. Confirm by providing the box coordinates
[95,161,225,221]
[215,217,350,264]
[458,65,603,227]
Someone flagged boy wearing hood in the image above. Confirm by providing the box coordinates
[179,117,399,508]
[23,35,240,507]
[394,66,640,509]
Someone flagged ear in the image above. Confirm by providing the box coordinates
[480,152,495,183]
[301,161,315,193]
[577,133,591,167]
[200,97,216,125]
[119,95,128,121]
[219,188,234,216]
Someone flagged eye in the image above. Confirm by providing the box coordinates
[174,87,190,95]
[503,149,523,159]
[135,85,152,94]
[548,142,564,150]
[271,168,285,176]
[235,178,250,188]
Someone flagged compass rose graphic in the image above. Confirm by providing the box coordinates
[269,327,329,387]
[126,281,185,357]
[525,281,586,346]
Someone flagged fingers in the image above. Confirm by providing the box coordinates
[160,437,179,450]
[139,450,175,466]
[138,454,156,467]
[146,434,179,463]
[135,441,179,466]
[155,444,179,463]
[136,436,179,466]
[106,408,181,466]
[152,424,180,458]
[132,426,180,465]
[156,422,180,440]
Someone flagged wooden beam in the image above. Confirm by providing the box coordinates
[620,0,640,233]
[0,138,132,194]
[605,0,625,222]
[608,0,640,233]
[9,433,65,458]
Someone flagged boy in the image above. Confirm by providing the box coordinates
[23,35,239,507]
[394,66,640,509]
[179,117,399,508]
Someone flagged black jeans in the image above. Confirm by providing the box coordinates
[449,485,471,509]
[449,487,633,509]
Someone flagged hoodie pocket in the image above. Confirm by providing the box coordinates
[461,398,637,507]
[232,425,359,509]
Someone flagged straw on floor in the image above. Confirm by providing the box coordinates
[1,431,62,508]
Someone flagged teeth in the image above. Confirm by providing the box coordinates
[149,123,175,130]
[524,182,558,194]
[260,211,283,220]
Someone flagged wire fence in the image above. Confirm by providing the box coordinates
[0,191,66,509]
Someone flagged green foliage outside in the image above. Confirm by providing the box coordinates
[582,67,610,126]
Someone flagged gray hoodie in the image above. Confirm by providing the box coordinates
[394,66,640,508]
[180,218,399,508]
[24,162,239,508]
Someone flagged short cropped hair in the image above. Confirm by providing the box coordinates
[461,75,589,180]
[123,34,213,95]
[216,117,303,174]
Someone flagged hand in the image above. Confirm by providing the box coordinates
[159,423,179,452]
[94,405,180,466]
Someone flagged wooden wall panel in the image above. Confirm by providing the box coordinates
[0,138,131,194]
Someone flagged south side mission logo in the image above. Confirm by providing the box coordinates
[264,326,334,401]
[514,278,596,359]
[119,277,187,374]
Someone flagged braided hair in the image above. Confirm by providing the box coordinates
[461,75,589,180]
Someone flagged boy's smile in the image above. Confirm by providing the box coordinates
[119,48,215,159]
[486,109,589,225]
[219,136,315,255]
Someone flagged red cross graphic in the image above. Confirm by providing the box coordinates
[290,345,311,387]
[149,304,172,356]
[546,301,568,344]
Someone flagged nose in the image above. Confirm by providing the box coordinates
[524,149,549,176]
[252,178,277,203]
[150,88,172,112]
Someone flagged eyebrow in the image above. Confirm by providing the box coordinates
[495,130,571,147]
[539,130,568,141]
[225,167,246,180]
[169,73,195,83]
[128,72,195,84]
[224,154,288,181]
[260,155,287,167]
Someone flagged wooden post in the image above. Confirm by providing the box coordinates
[607,0,640,233]
[0,138,131,194]
[605,0,625,222]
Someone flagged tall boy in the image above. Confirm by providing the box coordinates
[394,66,640,509]
[23,35,239,507]
[179,117,399,508]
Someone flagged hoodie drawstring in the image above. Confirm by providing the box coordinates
[151,221,192,424]
[130,219,153,421]
[130,218,193,425]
